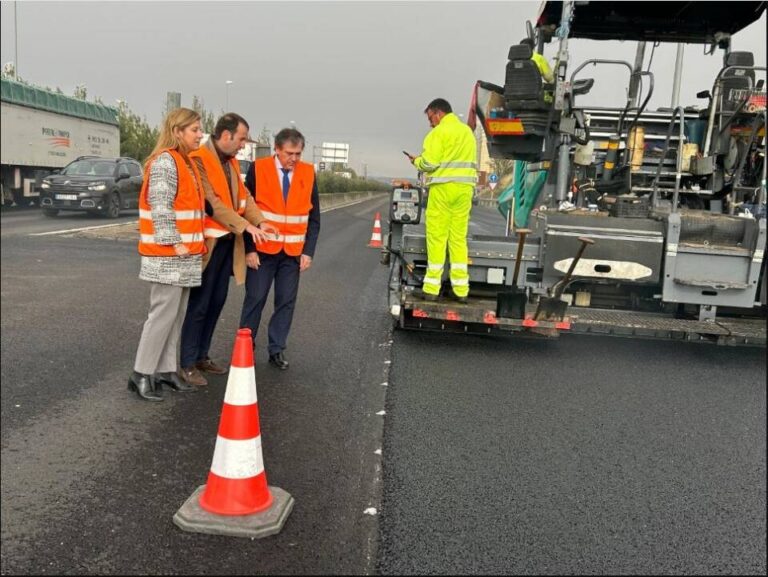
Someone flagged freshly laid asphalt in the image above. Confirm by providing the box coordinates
[378,331,766,575]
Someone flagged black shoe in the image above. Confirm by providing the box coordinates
[450,293,468,304]
[416,289,439,302]
[128,371,163,402]
[268,352,289,370]
[154,371,196,393]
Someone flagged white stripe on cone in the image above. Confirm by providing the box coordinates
[369,217,382,242]
[210,435,265,479]
[223,366,258,405]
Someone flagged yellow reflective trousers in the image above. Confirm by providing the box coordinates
[422,182,474,297]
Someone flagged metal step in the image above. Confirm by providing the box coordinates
[631,186,714,195]
[567,307,766,345]
[632,169,694,177]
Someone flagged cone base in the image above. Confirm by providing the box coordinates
[174,485,294,539]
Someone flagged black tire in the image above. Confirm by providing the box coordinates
[104,192,121,218]
[42,208,59,217]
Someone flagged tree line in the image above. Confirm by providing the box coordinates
[1,69,393,192]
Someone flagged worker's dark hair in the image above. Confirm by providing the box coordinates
[214,113,249,140]
[274,127,305,149]
[424,98,452,114]
[520,37,535,48]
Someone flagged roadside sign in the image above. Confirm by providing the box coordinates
[489,182,497,190]
[489,173,498,183]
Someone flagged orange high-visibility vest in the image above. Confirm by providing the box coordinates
[252,157,314,256]
[190,145,248,238]
[138,148,206,257]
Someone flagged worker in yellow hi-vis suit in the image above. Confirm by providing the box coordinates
[406,98,477,303]
[520,37,554,83]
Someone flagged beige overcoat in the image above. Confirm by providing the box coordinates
[193,138,265,286]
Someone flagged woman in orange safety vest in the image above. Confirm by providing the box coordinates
[129,107,206,402]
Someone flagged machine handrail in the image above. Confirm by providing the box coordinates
[651,105,687,212]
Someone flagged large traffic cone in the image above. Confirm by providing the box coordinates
[367,212,383,248]
[173,328,294,538]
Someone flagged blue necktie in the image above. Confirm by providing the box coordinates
[281,168,290,200]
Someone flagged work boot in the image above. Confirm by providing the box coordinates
[179,366,208,387]
[195,357,228,375]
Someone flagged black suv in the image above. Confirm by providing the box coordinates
[40,156,143,218]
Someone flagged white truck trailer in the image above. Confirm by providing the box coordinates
[1,77,120,206]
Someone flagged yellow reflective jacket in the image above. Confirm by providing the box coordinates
[531,52,554,83]
[414,113,477,186]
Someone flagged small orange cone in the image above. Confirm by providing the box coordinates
[173,328,294,538]
[367,212,383,248]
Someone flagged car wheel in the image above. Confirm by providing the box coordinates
[42,208,59,217]
[104,192,121,218]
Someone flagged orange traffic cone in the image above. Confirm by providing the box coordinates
[173,328,294,538]
[368,212,383,248]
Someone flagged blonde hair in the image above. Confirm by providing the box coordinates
[145,107,201,166]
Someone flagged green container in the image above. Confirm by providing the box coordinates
[684,119,707,147]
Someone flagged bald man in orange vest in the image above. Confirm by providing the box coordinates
[240,127,321,370]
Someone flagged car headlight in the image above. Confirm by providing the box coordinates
[41,181,51,189]
[87,182,107,191]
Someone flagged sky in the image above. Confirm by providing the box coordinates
[1,1,766,178]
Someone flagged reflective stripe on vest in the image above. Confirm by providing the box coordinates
[440,161,477,169]
[138,148,206,257]
[189,147,248,238]
[139,209,203,220]
[427,176,477,184]
[260,210,309,224]
[252,157,314,256]
[416,113,478,186]
[204,227,230,238]
[141,232,204,243]
[274,234,306,243]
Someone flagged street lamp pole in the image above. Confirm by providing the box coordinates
[225,80,233,111]
[14,1,19,78]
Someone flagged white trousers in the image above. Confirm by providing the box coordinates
[134,283,190,375]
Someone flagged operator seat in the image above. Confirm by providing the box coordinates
[721,51,755,112]
[503,43,554,111]
[502,42,556,144]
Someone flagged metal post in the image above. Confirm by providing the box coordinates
[671,106,685,213]
[628,42,647,108]
[760,109,767,208]
[670,44,685,108]
[553,1,574,112]
[225,80,233,111]
[556,134,571,202]
[14,1,19,78]
[505,194,516,237]
[551,1,576,204]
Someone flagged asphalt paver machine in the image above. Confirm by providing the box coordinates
[384,1,766,345]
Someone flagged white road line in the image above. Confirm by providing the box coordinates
[320,197,377,213]
[30,221,137,236]
[30,196,378,237]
